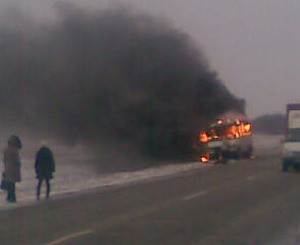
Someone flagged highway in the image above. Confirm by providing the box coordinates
[0,154,299,245]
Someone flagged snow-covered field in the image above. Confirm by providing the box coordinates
[0,134,281,209]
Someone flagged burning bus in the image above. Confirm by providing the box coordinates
[199,113,253,163]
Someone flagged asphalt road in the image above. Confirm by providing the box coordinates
[0,154,299,245]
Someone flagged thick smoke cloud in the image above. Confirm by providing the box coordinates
[0,3,244,160]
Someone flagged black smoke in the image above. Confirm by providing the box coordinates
[0,3,244,160]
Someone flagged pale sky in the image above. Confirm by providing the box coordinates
[2,0,300,118]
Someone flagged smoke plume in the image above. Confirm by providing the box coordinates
[0,3,244,160]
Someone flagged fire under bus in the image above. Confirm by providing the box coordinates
[199,119,253,163]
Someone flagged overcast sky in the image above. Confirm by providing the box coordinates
[2,0,300,118]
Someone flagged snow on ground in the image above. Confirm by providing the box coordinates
[0,134,281,209]
[0,142,210,209]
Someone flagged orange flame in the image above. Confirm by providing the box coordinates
[200,156,209,163]
[198,120,252,143]
[199,132,210,143]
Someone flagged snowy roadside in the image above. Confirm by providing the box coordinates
[0,133,281,210]
[0,147,210,210]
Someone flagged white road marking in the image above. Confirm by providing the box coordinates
[44,229,93,245]
[183,191,208,201]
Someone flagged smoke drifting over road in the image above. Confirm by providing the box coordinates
[0,3,244,159]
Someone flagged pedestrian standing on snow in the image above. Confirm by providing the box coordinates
[3,135,22,203]
[35,141,55,200]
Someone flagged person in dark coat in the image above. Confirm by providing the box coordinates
[3,135,22,203]
[35,141,55,200]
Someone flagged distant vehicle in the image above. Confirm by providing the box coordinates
[199,113,253,163]
[282,103,300,172]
